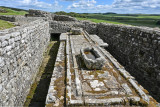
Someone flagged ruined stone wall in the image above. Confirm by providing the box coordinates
[0,15,41,25]
[0,15,16,22]
[49,16,160,101]
[27,9,53,20]
[0,19,50,106]
[97,23,160,101]
[54,15,77,21]
[14,16,42,25]
[49,20,97,34]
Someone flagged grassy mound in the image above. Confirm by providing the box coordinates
[0,6,28,30]
[0,6,28,15]
[0,20,15,30]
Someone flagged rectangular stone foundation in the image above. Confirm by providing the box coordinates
[45,31,158,107]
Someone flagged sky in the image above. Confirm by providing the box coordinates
[0,0,160,14]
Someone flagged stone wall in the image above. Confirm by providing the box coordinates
[0,19,50,106]
[0,15,41,25]
[0,15,16,22]
[0,8,7,13]
[27,9,53,21]
[97,23,160,101]
[48,15,160,101]
[49,20,97,34]
[14,16,42,25]
[54,15,77,21]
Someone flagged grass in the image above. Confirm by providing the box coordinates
[0,19,15,30]
[0,7,28,15]
[0,6,28,30]
[77,17,125,25]
[77,14,160,28]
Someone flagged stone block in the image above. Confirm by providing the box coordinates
[0,57,5,67]
[60,33,67,41]
[81,47,105,70]
[71,28,83,35]
[1,41,8,47]
[9,38,14,44]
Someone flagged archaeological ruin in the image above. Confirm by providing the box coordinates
[0,9,160,106]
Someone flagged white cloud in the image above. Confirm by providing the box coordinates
[19,0,53,10]
[0,0,160,13]
[67,0,160,13]
[0,0,63,12]
[21,0,32,4]
[52,0,63,11]
[68,0,96,10]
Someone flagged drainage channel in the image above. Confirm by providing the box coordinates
[24,33,60,107]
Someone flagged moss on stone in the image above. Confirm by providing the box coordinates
[86,90,106,94]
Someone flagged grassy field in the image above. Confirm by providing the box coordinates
[0,6,28,15]
[80,14,160,28]
[0,20,15,30]
[77,17,125,24]
[0,6,28,30]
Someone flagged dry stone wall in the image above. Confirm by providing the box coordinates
[0,15,42,25]
[27,9,53,21]
[0,15,16,22]
[18,10,159,102]
[97,23,160,101]
[0,19,50,106]
[54,15,77,21]
[49,20,97,34]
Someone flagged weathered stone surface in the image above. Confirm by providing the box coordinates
[80,47,105,69]
[0,8,7,13]
[0,15,41,25]
[54,15,77,21]
[62,31,155,106]
[28,9,53,20]
[46,94,56,103]
[89,34,108,47]
[97,23,160,101]
[0,9,159,106]
[90,80,104,89]
[46,41,66,106]
[49,20,97,34]
[121,83,132,95]
[0,19,50,106]
[71,28,83,35]
[60,33,67,41]
[128,79,149,103]
[85,98,125,105]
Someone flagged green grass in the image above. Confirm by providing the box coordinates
[77,14,160,28]
[0,6,28,30]
[77,17,125,25]
[87,14,160,20]
[0,7,28,15]
[0,20,15,30]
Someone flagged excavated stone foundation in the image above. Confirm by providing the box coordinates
[45,30,158,106]
[0,9,159,106]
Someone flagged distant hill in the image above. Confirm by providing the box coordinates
[103,12,117,15]
[0,6,28,15]
[0,6,28,12]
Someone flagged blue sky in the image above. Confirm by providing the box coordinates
[0,0,160,14]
